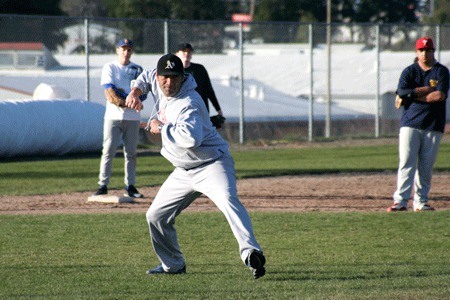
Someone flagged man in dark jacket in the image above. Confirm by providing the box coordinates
[387,37,449,212]
[176,43,224,119]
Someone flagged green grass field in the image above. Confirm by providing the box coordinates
[1,212,449,299]
[1,141,449,299]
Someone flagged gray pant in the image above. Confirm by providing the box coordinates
[146,154,263,272]
[393,127,442,206]
[98,119,140,186]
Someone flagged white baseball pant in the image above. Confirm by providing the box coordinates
[393,126,442,206]
[98,119,140,186]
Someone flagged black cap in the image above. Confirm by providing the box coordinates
[177,42,194,52]
[117,38,133,49]
[157,54,184,76]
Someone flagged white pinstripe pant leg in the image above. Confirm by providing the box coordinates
[413,129,442,205]
[393,127,442,206]
[98,119,122,186]
[121,120,140,186]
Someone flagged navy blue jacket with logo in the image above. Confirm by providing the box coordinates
[397,61,449,133]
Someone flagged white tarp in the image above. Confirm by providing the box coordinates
[0,99,105,158]
[32,83,71,100]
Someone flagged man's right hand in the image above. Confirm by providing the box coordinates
[395,95,404,109]
[126,88,144,111]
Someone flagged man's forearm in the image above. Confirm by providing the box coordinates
[415,91,446,103]
[129,87,143,97]
[414,86,434,97]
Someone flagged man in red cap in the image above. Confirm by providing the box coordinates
[388,37,449,212]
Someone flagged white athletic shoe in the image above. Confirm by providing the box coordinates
[386,203,407,212]
[414,203,435,212]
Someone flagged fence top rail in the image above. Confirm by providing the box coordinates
[0,13,449,28]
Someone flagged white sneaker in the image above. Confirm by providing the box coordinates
[386,203,407,212]
[414,203,435,212]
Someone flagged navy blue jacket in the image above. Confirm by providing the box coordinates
[397,62,449,133]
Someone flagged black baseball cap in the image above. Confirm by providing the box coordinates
[157,54,184,76]
[177,42,194,52]
[117,38,133,49]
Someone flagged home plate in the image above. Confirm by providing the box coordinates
[87,195,134,203]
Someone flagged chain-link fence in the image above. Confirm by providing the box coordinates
[1,14,449,144]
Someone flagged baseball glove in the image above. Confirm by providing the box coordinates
[395,94,405,109]
[105,87,126,107]
[210,115,226,128]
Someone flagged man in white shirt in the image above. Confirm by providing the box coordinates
[93,38,145,198]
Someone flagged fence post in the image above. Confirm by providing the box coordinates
[308,24,314,142]
[436,24,441,62]
[375,25,380,138]
[84,17,90,102]
[239,22,244,144]
[164,20,169,54]
[325,1,331,138]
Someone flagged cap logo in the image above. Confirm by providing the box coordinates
[421,39,429,47]
[165,60,176,70]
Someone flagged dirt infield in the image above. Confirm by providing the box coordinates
[1,172,449,215]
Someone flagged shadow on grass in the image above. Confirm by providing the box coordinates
[0,149,162,163]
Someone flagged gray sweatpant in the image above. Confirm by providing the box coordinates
[146,154,263,272]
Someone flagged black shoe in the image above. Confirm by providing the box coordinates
[125,185,143,198]
[93,185,107,196]
[246,250,266,279]
[146,264,186,275]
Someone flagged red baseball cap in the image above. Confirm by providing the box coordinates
[415,37,434,50]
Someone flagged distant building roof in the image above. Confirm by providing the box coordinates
[0,42,44,51]
[0,42,59,70]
